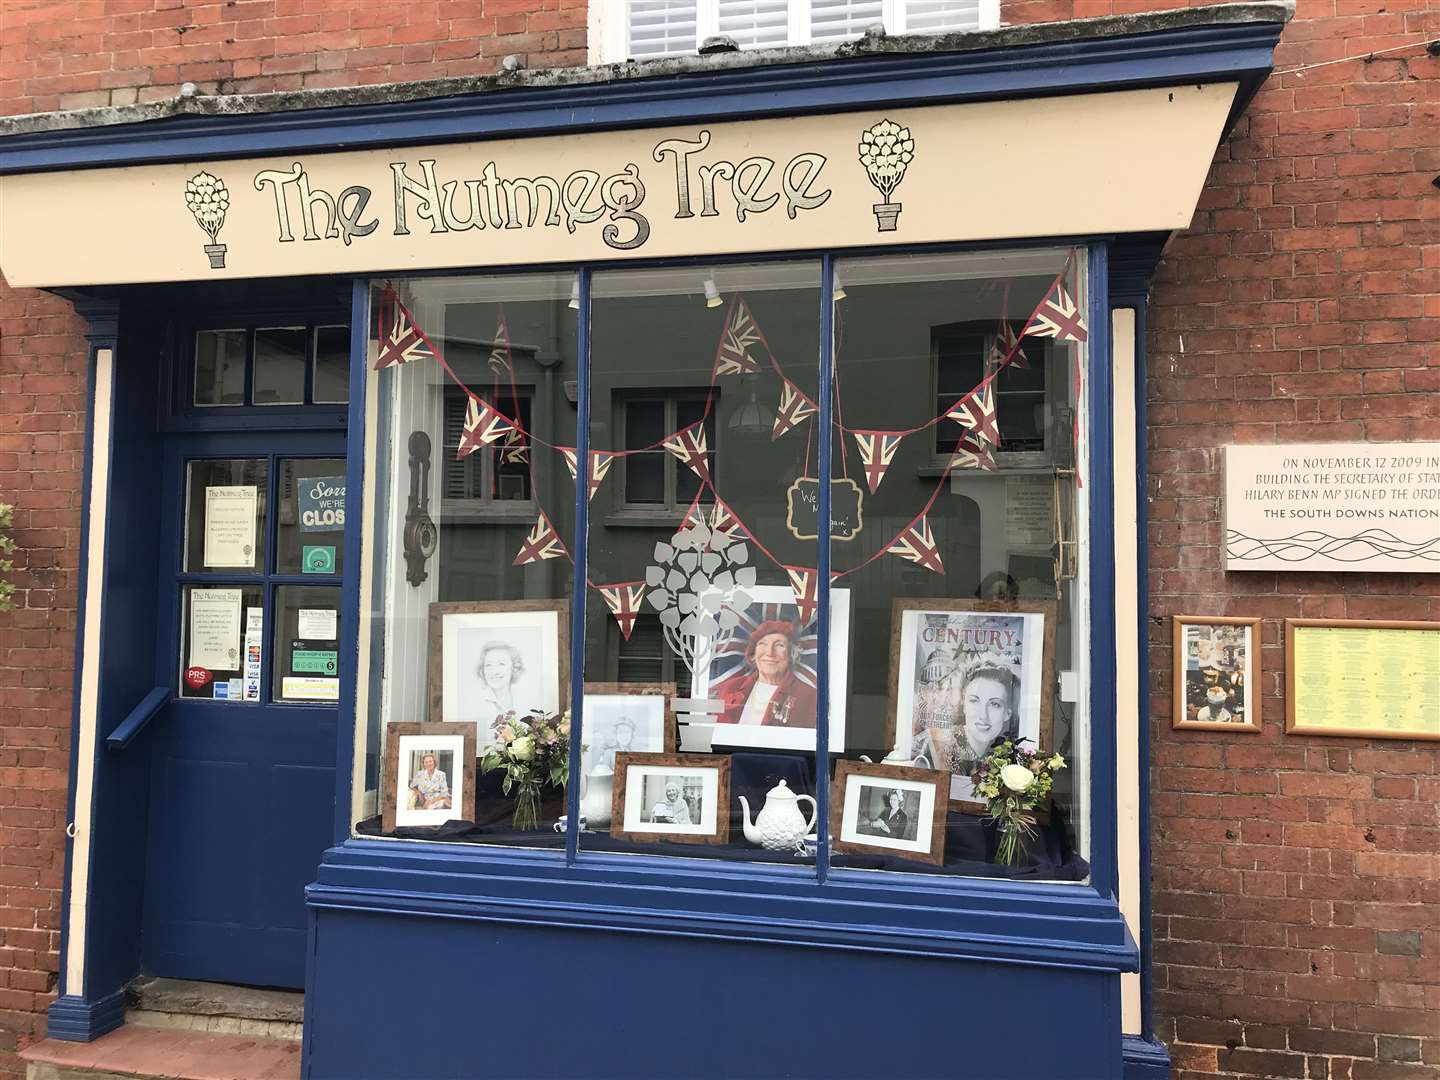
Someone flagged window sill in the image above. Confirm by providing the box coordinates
[308,838,1136,973]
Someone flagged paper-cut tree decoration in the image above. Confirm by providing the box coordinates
[662,423,712,484]
[852,430,903,494]
[513,511,568,565]
[886,515,944,575]
[457,395,518,459]
[375,291,440,370]
[945,382,1000,450]
[561,448,617,501]
[1025,283,1089,343]
[858,119,914,232]
[597,582,647,640]
[645,522,756,677]
[713,300,763,377]
[772,380,818,440]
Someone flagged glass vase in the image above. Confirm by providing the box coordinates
[512,784,542,831]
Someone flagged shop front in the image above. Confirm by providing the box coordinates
[0,6,1288,1076]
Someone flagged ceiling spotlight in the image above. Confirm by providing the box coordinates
[703,275,723,308]
[568,275,580,310]
[832,270,847,301]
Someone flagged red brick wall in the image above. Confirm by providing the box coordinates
[0,2,1435,1079]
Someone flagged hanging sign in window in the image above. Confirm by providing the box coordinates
[189,588,242,671]
[298,476,346,532]
[785,477,864,542]
[203,486,257,568]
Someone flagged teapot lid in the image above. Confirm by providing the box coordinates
[765,779,798,801]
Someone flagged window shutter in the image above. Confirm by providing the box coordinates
[718,0,791,49]
[442,392,470,498]
[617,616,666,683]
[902,0,981,34]
[627,0,699,59]
[809,0,883,43]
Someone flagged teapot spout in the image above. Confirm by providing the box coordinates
[738,795,759,845]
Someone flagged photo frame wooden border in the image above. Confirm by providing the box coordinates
[831,760,948,867]
[885,597,1057,811]
[427,599,570,727]
[1171,615,1263,733]
[381,722,477,833]
[582,682,678,760]
[609,752,731,845]
[1285,618,1440,741]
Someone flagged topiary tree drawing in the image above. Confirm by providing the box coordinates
[858,119,915,232]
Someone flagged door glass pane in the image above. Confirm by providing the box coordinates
[254,327,307,405]
[180,585,263,699]
[277,458,347,576]
[184,459,268,573]
[312,326,350,404]
[273,585,342,703]
[194,329,246,406]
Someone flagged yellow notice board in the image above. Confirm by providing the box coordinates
[1285,619,1440,740]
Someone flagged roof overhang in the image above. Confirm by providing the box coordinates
[0,3,1289,290]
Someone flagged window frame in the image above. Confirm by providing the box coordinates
[439,384,538,525]
[334,240,1122,965]
[611,388,720,518]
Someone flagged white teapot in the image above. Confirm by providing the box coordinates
[738,780,817,851]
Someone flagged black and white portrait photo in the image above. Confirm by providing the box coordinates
[854,784,919,844]
[430,601,568,752]
[832,762,944,864]
[613,754,730,844]
[580,684,674,779]
[643,774,701,826]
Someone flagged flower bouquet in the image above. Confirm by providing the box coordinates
[972,738,1066,867]
[479,710,573,831]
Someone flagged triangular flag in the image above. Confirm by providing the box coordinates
[783,565,822,626]
[375,289,439,370]
[713,299,762,378]
[771,380,817,440]
[513,510,568,565]
[457,395,517,460]
[950,433,996,472]
[885,515,945,575]
[1025,282,1088,343]
[560,448,616,501]
[488,314,514,374]
[498,427,529,465]
[852,430,904,494]
[597,582,647,640]
[944,382,1000,449]
[991,321,1029,371]
[709,497,744,540]
[662,422,711,484]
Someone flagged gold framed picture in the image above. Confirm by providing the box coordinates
[1172,615,1262,733]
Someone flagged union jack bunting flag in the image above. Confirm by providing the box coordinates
[374,289,439,370]
[1025,282,1089,343]
[512,511,568,566]
[713,299,762,378]
[488,314,514,374]
[597,582,647,640]
[950,433,996,472]
[456,395,517,460]
[771,380,818,441]
[852,430,904,494]
[682,494,743,540]
[662,423,712,484]
[944,382,1000,449]
[498,427,529,465]
[885,515,944,575]
[782,565,822,626]
[560,448,616,501]
[990,320,1029,371]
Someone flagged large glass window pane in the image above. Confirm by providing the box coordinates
[194,329,246,406]
[583,262,823,866]
[364,274,578,846]
[253,326,307,405]
[276,457,346,576]
[273,585,342,703]
[828,247,1089,880]
[179,584,263,699]
[312,325,351,404]
[183,458,267,573]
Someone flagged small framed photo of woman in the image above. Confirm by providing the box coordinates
[1172,615,1261,733]
[887,598,1056,811]
[428,600,569,753]
[831,760,948,866]
[610,753,731,845]
[580,683,676,779]
[382,722,477,832]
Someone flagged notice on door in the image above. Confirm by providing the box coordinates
[282,676,340,702]
[190,588,243,671]
[204,485,258,568]
[297,608,337,640]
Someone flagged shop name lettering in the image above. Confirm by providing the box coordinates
[251,131,830,251]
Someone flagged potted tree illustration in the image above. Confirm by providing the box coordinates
[858,120,915,232]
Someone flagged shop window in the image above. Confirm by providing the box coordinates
[360,248,1090,884]
[599,0,997,62]
[193,324,349,408]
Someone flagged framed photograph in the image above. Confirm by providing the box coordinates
[428,600,569,753]
[1285,618,1439,741]
[610,752,731,845]
[381,722,477,832]
[1173,615,1261,733]
[580,683,677,777]
[690,584,851,753]
[887,598,1056,809]
[831,760,948,866]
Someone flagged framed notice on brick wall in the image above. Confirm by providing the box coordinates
[1285,619,1440,741]
[1224,443,1440,573]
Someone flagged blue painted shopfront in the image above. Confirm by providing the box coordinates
[1,8,1287,1077]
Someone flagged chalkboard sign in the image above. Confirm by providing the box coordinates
[785,477,865,542]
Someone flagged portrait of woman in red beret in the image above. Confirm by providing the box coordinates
[711,619,818,728]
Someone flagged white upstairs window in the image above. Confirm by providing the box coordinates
[592,0,999,64]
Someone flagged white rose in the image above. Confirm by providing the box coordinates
[510,736,534,762]
[1000,763,1035,794]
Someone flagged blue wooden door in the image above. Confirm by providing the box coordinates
[143,431,345,988]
